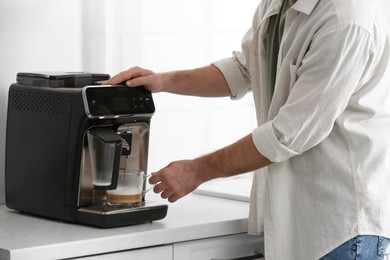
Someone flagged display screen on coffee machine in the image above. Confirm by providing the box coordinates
[84,86,155,117]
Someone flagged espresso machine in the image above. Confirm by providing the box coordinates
[5,72,168,228]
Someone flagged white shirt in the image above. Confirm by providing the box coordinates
[214,0,390,259]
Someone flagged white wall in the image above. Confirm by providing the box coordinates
[0,0,83,204]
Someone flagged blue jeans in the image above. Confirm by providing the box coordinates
[320,235,390,260]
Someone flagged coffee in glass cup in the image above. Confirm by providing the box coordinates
[106,170,148,206]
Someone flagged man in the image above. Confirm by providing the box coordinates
[107,0,390,259]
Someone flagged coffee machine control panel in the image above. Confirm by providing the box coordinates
[82,86,155,119]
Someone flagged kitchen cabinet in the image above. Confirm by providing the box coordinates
[70,234,263,260]
[72,245,172,260]
[174,234,264,260]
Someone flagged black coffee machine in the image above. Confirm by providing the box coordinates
[5,72,168,228]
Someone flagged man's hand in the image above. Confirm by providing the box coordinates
[106,66,165,93]
[149,160,209,203]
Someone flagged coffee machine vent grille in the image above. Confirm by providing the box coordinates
[9,92,67,115]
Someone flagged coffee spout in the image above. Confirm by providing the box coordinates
[120,132,133,157]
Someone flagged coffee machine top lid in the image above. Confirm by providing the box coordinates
[16,72,110,88]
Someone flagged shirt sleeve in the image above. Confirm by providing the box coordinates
[213,27,253,100]
[212,2,264,100]
[253,24,373,162]
[213,56,251,100]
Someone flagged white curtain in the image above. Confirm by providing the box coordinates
[81,0,259,74]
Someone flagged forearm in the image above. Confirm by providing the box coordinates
[149,133,272,202]
[195,134,272,182]
[161,65,232,97]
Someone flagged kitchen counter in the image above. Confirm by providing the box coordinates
[0,192,251,260]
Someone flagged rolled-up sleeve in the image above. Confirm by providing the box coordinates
[253,121,300,162]
[213,26,255,100]
[213,57,250,99]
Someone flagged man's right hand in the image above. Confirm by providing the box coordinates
[107,65,231,97]
[106,66,165,93]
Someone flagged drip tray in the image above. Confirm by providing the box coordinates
[79,201,164,215]
[77,201,168,228]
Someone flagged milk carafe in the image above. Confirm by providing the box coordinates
[87,128,122,204]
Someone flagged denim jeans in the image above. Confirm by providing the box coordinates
[320,235,390,260]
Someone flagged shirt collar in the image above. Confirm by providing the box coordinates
[264,0,283,19]
[291,0,320,15]
[262,0,319,24]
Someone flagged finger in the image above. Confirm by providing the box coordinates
[153,183,165,194]
[106,67,145,85]
[126,74,153,88]
[168,194,180,203]
[105,71,131,85]
[149,172,161,185]
[160,190,173,199]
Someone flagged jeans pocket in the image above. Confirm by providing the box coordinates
[377,237,390,258]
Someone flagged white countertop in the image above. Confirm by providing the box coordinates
[0,192,251,260]
[194,173,253,202]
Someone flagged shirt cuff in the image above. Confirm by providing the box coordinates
[252,121,300,163]
[212,57,250,100]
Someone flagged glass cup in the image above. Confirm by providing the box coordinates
[106,170,150,207]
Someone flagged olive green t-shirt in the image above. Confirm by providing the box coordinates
[266,0,296,97]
